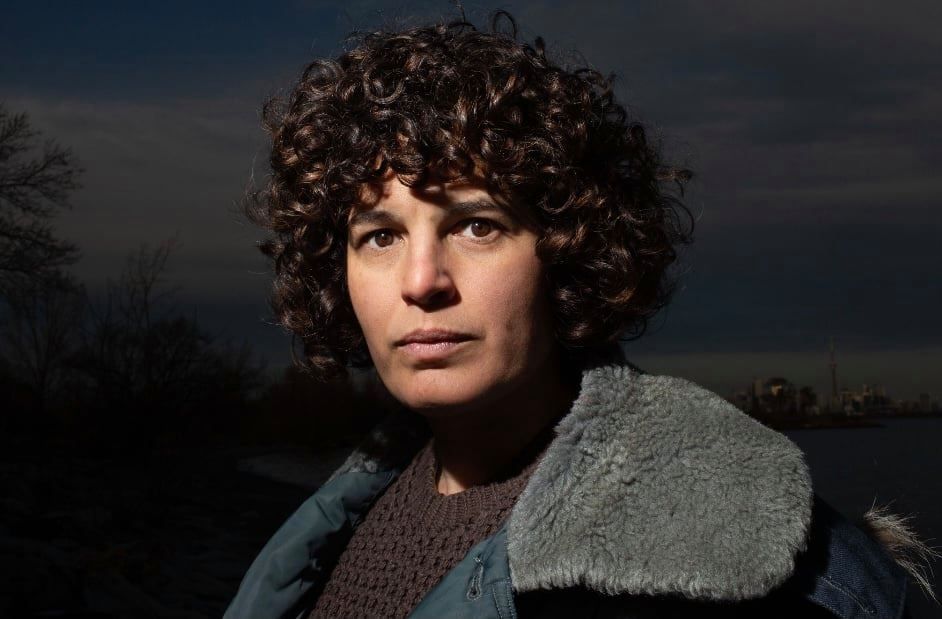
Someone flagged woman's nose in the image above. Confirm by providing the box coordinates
[400,239,456,308]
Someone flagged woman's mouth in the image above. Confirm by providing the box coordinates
[395,329,474,362]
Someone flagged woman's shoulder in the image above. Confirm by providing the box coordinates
[511,475,926,619]
[509,493,915,619]
[777,493,926,619]
[512,491,917,618]
[505,353,924,618]
[507,359,815,599]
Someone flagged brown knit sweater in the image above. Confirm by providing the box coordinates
[308,425,555,619]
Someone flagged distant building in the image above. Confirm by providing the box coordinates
[838,383,896,415]
[738,376,819,418]
[919,393,932,413]
[799,386,818,414]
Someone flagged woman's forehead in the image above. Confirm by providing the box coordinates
[352,172,497,214]
[349,167,540,231]
[348,184,513,235]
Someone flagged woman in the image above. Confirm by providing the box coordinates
[226,12,933,619]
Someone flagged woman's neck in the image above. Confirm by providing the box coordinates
[425,351,581,495]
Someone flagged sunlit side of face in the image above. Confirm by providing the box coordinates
[345,173,557,416]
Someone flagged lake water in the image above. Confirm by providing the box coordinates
[784,417,942,618]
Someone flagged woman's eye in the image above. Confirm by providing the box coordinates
[456,219,498,239]
[365,230,396,248]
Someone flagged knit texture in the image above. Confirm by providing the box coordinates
[309,424,555,619]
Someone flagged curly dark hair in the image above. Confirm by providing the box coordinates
[247,11,695,380]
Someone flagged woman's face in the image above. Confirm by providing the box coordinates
[346,173,557,415]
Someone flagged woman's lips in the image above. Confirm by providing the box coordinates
[398,339,471,362]
[394,329,475,363]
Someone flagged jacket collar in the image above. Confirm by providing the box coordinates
[331,350,816,602]
[506,357,815,601]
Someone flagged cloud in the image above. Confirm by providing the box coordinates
[4,95,272,292]
[507,1,942,214]
[2,1,938,386]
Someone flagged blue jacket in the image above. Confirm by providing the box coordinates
[225,355,911,618]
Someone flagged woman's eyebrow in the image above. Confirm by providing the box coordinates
[348,199,509,230]
[348,209,402,230]
[447,199,509,218]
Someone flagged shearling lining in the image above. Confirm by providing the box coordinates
[506,362,814,602]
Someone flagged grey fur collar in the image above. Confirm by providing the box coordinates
[506,361,814,601]
[332,357,814,602]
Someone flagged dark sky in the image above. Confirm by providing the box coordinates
[2,1,939,400]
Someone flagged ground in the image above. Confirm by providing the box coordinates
[0,436,344,619]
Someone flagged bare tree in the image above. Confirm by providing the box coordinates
[0,270,85,413]
[0,104,81,296]
[76,238,265,434]
[79,237,192,405]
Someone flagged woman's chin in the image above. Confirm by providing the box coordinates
[400,393,484,417]
[390,370,498,416]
